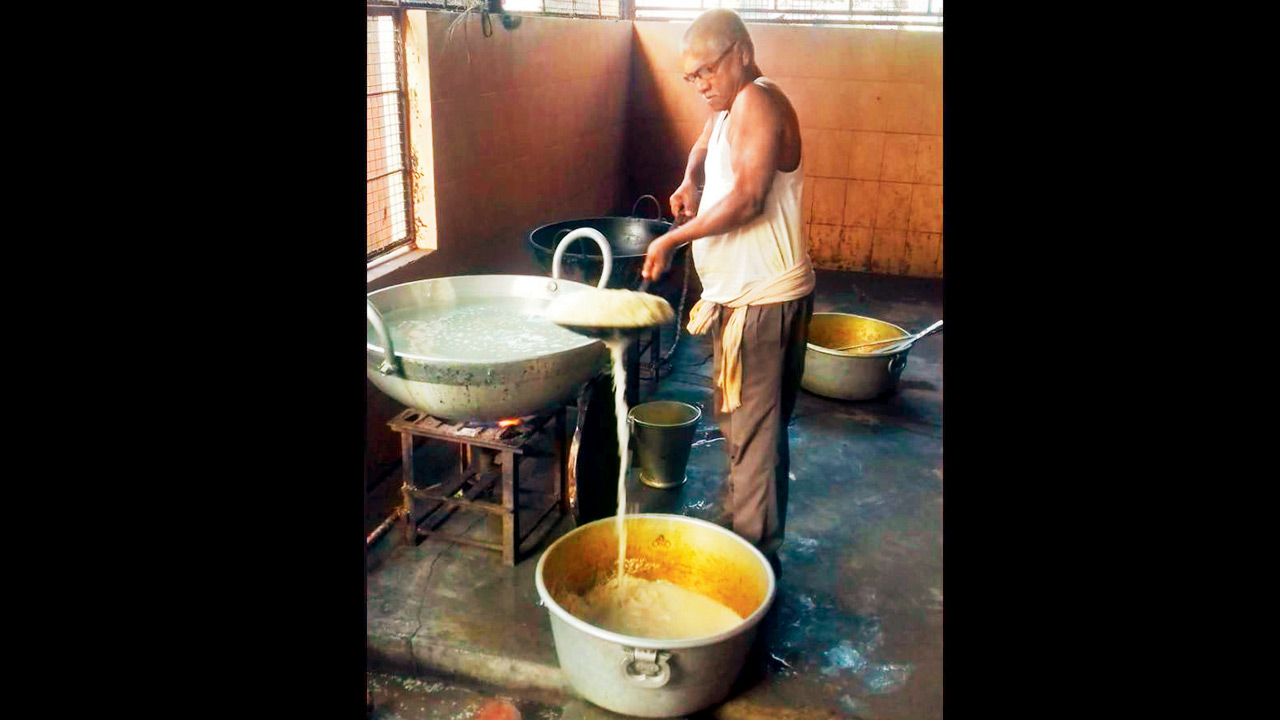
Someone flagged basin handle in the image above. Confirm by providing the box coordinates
[631,194,663,221]
[366,299,401,376]
[551,227,613,289]
[620,647,672,689]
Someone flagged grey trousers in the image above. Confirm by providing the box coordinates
[711,293,814,556]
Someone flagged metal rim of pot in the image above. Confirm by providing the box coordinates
[626,401,703,431]
[528,218,674,261]
[805,312,914,359]
[529,194,672,262]
[365,276,598,370]
[366,229,614,373]
[534,513,777,651]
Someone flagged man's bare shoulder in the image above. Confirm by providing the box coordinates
[733,81,786,126]
[731,79,802,171]
[755,77,798,106]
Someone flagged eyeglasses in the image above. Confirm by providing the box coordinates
[682,43,735,84]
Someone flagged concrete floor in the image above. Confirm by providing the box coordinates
[365,269,943,720]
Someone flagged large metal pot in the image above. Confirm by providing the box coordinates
[366,273,609,422]
[801,312,912,401]
[535,514,775,717]
[527,215,687,303]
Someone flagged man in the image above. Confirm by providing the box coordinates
[641,9,814,560]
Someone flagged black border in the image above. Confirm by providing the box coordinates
[142,8,369,714]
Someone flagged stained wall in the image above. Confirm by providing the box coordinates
[627,22,943,277]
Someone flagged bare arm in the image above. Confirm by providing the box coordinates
[643,85,784,280]
[670,117,715,221]
[686,115,714,186]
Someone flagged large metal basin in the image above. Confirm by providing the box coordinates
[536,514,775,717]
[366,274,608,422]
[802,312,912,401]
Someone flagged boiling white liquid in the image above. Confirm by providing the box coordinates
[381,299,590,362]
[561,577,744,639]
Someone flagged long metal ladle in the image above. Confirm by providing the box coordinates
[549,228,664,341]
[545,229,655,340]
[832,319,944,354]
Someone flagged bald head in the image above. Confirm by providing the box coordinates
[681,8,754,60]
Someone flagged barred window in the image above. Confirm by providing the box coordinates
[502,0,622,18]
[634,0,943,29]
[367,12,415,261]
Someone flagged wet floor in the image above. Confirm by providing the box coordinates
[365,268,942,719]
[367,671,566,720]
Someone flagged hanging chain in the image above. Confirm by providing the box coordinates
[642,243,691,382]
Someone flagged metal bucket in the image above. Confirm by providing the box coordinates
[535,514,776,717]
[628,401,701,489]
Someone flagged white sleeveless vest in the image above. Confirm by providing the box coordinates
[691,80,808,304]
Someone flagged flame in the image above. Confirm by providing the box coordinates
[497,418,520,427]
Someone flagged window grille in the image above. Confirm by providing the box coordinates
[367,12,415,261]
[634,0,943,29]
[502,0,621,18]
[371,0,620,19]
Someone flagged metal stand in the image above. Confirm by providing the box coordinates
[390,407,568,566]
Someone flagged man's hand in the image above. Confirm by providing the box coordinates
[642,234,677,282]
[670,181,701,223]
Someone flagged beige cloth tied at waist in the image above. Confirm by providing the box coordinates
[686,257,816,413]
